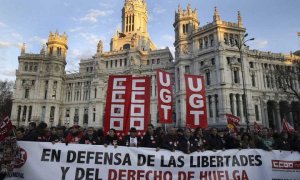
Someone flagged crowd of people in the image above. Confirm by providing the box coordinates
[14,121,300,152]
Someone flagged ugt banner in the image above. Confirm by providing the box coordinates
[157,70,173,124]
[6,141,300,180]
[185,74,207,128]
[104,75,132,136]
[126,77,151,135]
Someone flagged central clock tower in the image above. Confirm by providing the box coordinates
[110,0,156,51]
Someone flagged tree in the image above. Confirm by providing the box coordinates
[0,80,14,117]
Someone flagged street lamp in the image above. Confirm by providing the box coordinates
[237,33,255,132]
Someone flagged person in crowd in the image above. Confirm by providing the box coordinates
[97,128,104,145]
[225,130,241,149]
[207,128,225,151]
[177,128,197,154]
[177,128,184,139]
[123,127,141,147]
[65,125,83,144]
[23,122,37,141]
[256,127,274,151]
[192,127,208,151]
[50,126,66,143]
[273,132,291,151]
[80,127,99,145]
[162,127,178,152]
[291,132,300,152]
[15,127,25,141]
[141,124,160,150]
[240,133,256,149]
[103,128,119,147]
[34,122,49,142]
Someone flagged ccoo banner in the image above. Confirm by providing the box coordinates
[127,76,151,135]
[5,141,300,180]
[104,75,132,136]
[157,70,173,124]
[185,74,208,128]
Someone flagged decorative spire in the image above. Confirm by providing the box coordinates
[178,4,182,12]
[97,40,103,54]
[21,43,26,55]
[40,44,46,55]
[213,7,221,22]
[187,3,192,14]
[238,11,243,27]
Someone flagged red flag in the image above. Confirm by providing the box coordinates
[184,74,208,128]
[254,122,262,132]
[282,118,295,133]
[157,70,173,124]
[0,116,13,141]
[126,76,151,136]
[226,114,240,132]
[104,75,132,136]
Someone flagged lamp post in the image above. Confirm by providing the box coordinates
[237,33,255,132]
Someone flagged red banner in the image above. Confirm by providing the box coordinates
[127,77,151,136]
[157,70,173,124]
[282,118,295,133]
[226,114,240,132]
[185,74,208,128]
[0,116,13,141]
[104,75,132,136]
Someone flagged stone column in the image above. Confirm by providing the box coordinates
[232,94,237,116]
[287,103,294,125]
[274,103,282,132]
[238,95,243,122]
[211,96,216,124]
[262,101,269,127]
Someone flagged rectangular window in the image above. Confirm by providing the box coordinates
[227,57,231,64]
[22,106,27,121]
[236,95,241,117]
[106,61,108,68]
[206,71,211,86]
[233,69,240,83]
[125,58,127,66]
[115,60,117,67]
[25,89,29,99]
[17,106,21,122]
[249,62,254,68]
[215,95,219,117]
[252,74,256,87]
[157,59,160,64]
[255,105,259,121]
[147,60,150,65]
[211,58,215,65]
[50,106,55,121]
[185,66,190,74]
[208,96,213,117]
[120,59,122,67]
[28,106,32,122]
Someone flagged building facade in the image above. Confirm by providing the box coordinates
[11,1,300,131]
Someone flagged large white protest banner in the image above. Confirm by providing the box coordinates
[5,141,300,180]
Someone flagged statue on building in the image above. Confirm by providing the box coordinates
[131,33,138,48]
[21,43,26,55]
[97,40,103,54]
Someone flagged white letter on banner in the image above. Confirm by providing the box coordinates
[112,91,125,103]
[113,78,126,90]
[132,79,145,90]
[130,117,144,130]
[111,104,124,117]
[159,72,170,87]
[161,105,171,119]
[131,91,145,103]
[110,118,124,131]
[189,94,204,108]
[160,89,171,103]
[190,111,204,125]
[188,78,202,92]
[130,104,145,116]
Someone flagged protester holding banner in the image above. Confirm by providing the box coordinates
[207,128,225,151]
[224,131,241,149]
[240,133,256,149]
[65,125,83,144]
[273,132,291,151]
[177,128,197,154]
[79,127,100,145]
[103,128,119,147]
[256,128,274,151]
[191,127,208,151]
[141,124,161,150]
[15,128,25,141]
[23,122,37,141]
[122,127,141,147]
[162,127,178,152]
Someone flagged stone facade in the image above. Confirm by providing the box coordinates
[11,1,300,131]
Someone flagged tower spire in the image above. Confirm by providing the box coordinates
[238,11,243,27]
[213,6,221,22]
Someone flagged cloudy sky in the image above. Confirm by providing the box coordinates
[0,0,299,81]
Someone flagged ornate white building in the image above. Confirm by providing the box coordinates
[11,0,300,131]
